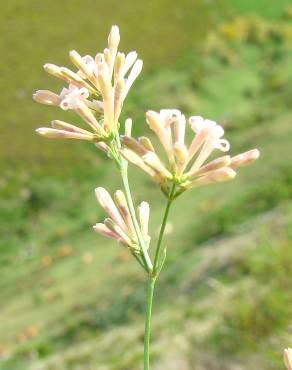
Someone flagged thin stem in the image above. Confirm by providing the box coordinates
[152,183,176,276]
[111,133,153,272]
[144,276,155,370]
[120,161,153,272]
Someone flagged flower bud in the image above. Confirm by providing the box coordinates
[146,110,173,159]
[143,152,172,179]
[36,128,94,141]
[95,141,110,154]
[230,149,260,169]
[122,51,138,76]
[120,148,156,178]
[187,155,231,178]
[33,90,61,106]
[122,59,143,100]
[138,201,150,239]
[124,118,132,137]
[138,136,155,152]
[51,120,93,135]
[284,348,292,370]
[114,190,135,238]
[114,78,125,122]
[188,167,236,188]
[93,223,122,243]
[121,136,147,156]
[114,52,125,82]
[104,218,132,246]
[75,101,107,136]
[43,63,69,82]
[95,187,126,230]
[108,25,120,54]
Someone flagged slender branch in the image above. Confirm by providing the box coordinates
[119,160,153,272]
[152,183,176,276]
[144,276,155,370]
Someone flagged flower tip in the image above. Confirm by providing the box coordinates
[35,128,47,136]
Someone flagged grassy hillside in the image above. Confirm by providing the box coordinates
[1,1,292,369]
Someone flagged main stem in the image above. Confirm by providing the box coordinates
[144,276,155,370]
[144,183,176,370]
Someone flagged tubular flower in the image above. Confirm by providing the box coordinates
[93,187,151,252]
[34,25,143,143]
[120,109,260,194]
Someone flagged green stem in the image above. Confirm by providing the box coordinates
[144,276,155,370]
[152,183,176,276]
[111,133,153,272]
[120,161,153,272]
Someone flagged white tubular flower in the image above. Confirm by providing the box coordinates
[94,187,151,251]
[121,109,259,194]
[284,349,292,370]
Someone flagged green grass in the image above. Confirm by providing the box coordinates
[1,1,292,369]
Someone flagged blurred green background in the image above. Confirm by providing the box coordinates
[1,0,292,369]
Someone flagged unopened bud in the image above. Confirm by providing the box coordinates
[284,348,292,370]
[51,120,92,135]
[138,201,150,239]
[33,90,61,106]
[230,149,260,169]
[138,136,155,152]
[121,136,148,156]
[143,152,172,179]
[93,223,122,243]
[122,59,143,100]
[188,155,231,178]
[75,101,106,136]
[125,118,132,137]
[120,148,156,178]
[114,190,135,238]
[104,218,132,246]
[36,127,94,141]
[122,51,138,76]
[188,167,236,188]
[95,187,126,230]
[114,52,125,82]
[108,25,120,54]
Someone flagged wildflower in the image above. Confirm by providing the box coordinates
[34,25,143,143]
[120,109,260,194]
[284,348,292,370]
[93,187,150,252]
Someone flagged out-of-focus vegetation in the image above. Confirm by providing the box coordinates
[1,1,292,369]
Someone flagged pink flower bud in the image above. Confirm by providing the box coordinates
[230,149,260,169]
[95,187,126,231]
[33,90,61,106]
[284,348,292,370]
[35,128,94,141]
[188,167,236,188]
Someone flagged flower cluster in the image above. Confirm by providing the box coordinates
[94,187,150,253]
[34,26,143,143]
[120,109,260,194]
